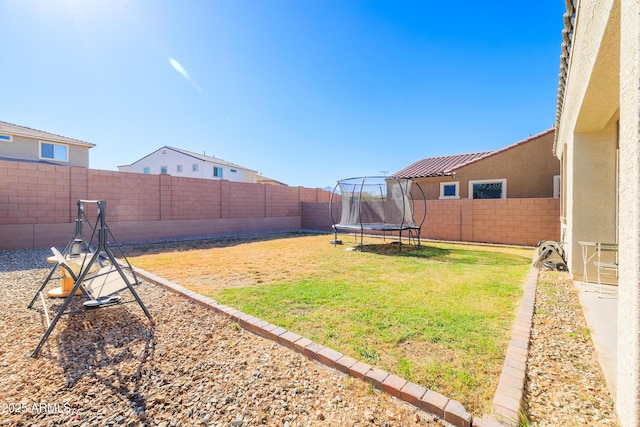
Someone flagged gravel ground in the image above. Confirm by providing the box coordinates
[523,269,619,426]
[0,249,448,427]
[0,249,622,426]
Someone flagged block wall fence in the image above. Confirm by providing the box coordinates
[304,198,560,247]
[0,160,559,249]
[0,160,330,249]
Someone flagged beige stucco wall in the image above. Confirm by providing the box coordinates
[618,0,640,424]
[456,131,558,198]
[566,122,619,280]
[555,0,620,277]
[556,0,640,424]
[414,131,559,200]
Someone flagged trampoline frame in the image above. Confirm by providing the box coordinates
[329,176,426,249]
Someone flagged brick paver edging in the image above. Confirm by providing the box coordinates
[474,266,539,427]
[134,265,539,427]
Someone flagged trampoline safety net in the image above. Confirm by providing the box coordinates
[329,176,426,248]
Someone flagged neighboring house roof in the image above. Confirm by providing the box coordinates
[0,156,65,166]
[395,151,494,178]
[0,121,95,147]
[395,128,555,178]
[120,146,257,173]
[256,175,288,186]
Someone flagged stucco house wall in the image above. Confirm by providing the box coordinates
[406,129,559,200]
[454,130,558,199]
[554,0,640,425]
[118,146,257,183]
[0,121,94,167]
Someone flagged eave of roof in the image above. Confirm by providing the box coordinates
[0,156,68,166]
[165,146,257,172]
[0,121,95,147]
[554,0,577,154]
[126,145,257,173]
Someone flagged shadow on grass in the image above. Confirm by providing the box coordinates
[358,243,531,265]
[358,243,451,259]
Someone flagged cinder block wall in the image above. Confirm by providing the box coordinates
[0,160,330,249]
[421,198,559,246]
[0,160,559,249]
[303,197,560,247]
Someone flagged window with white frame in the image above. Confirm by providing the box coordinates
[553,175,560,198]
[439,181,459,199]
[192,164,198,172]
[40,141,68,162]
[0,134,12,142]
[160,166,168,174]
[213,167,223,178]
[177,165,183,173]
[143,167,150,174]
[468,179,506,199]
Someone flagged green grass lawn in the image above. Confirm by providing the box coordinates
[185,235,534,415]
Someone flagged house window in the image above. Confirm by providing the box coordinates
[192,164,198,172]
[40,142,68,162]
[160,166,168,174]
[553,175,561,198]
[439,182,459,199]
[469,179,506,199]
[0,134,12,142]
[177,165,183,173]
[213,167,223,178]
[143,167,150,174]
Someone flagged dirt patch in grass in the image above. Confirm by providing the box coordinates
[126,232,332,293]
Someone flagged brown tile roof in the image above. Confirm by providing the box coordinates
[394,128,555,179]
[394,151,494,178]
[0,121,95,147]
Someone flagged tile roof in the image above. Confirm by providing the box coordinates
[0,121,95,147]
[0,156,64,166]
[394,151,494,178]
[394,128,555,179]
[554,0,576,153]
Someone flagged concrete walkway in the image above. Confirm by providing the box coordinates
[574,281,618,400]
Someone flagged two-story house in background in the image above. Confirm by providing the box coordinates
[118,146,259,183]
[0,121,95,167]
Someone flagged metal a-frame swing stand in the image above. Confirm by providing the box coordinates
[27,200,93,303]
[28,200,152,357]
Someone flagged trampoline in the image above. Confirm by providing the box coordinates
[329,176,426,249]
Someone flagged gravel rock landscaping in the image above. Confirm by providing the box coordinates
[0,249,447,426]
[0,248,623,426]
[523,269,619,426]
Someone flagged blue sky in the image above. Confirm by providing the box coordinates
[0,0,565,188]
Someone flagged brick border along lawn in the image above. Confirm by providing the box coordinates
[133,264,539,427]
